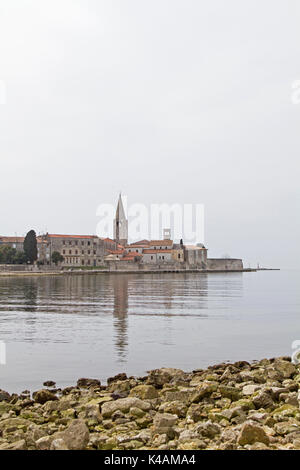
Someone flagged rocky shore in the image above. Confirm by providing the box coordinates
[1,357,300,450]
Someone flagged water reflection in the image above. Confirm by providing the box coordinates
[112,276,128,361]
[0,272,251,392]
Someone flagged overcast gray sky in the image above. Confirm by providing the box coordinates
[0,0,299,268]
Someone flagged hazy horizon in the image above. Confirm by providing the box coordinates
[0,1,300,268]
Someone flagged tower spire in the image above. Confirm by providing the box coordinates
[113,194,128,246]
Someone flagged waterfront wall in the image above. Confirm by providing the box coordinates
[206,258,243,271]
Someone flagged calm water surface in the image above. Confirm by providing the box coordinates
[0,270,299,392]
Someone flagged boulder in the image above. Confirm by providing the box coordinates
[0,390,11,402]
[253,391,274,409]
[146,368,184,388]
[101,397,151,418]
[153,413,178,436]
[237,422,270,446]
[43,381,56,387]
[130,385,158,400]
[55,419,89,450]
[273,360,296,379]
[76,378,101,389]
[50,439,69,450]
[33,389,57,405]
[107,373,127,384]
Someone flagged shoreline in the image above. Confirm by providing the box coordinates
[0,268,260,278]
[0,356,298,450]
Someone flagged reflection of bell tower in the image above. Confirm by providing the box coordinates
[113,276,129,361]
[113,194,128,246]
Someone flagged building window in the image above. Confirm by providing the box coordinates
[63,250,65,254]
[178,254,181,259]
[82,241,84,246]
[75,241,78,245]
[88,241,91,246]
[69,241,72,245]
[82,260,85,265]
[87,260,90,265]
[93,250,96,255]
[63,241,65,245]
[151,256,153,260]
[69,250,72,254]
[75,250,78,255]
[88,250,90,255]
[82,250,84,254]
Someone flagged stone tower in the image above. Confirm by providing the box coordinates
[113,194,128,246]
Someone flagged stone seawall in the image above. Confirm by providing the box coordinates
[206,258,243,271]
[0,357,299,450]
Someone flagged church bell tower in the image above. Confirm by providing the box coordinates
[113,194,128,246]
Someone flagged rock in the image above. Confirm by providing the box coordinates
[196,421,221,438]
[242,385,261,396]
[237,422,270,446]
[76,378,101,389]
[273,360,296,379]
[253,391,274,409]
[56,419,89,450]
[0,417,29,433]
[107,373,128,384]
[248,412,269,423]
[147,368,184,388]
[153,413,178,431]
[274,421,300,436]
[82,404,102,424]
[0,439,26,450]
[101,397,151,418]
[159,400,187,418]
[0,390,11,402]
[153,413,178,438]
[43,381,56,387]
[130,385,158,400]
[50,438,69,450]
[35,435,56,450]
[219,385,241,401]
[191,383,217,403]
[33,389,58,405]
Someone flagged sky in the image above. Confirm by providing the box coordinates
[0,0,299,268]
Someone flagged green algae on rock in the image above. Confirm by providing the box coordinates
[1,357,300,450]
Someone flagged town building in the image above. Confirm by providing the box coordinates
[0,194,243,271]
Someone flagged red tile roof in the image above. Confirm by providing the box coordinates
[149,240,173,246]
[108,250,124,255]
[47,234,96,239]
[130,240,150,246]
[0,236,24,243]
[143,249,173,254]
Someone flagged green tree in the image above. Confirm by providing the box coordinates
[14,251,27,264]
[23,230,38,264]
[51,251,64,265]
[0,245,17,264]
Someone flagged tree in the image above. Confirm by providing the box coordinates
[23,230,38,264]
[51,251,64,265]
[0,245,17,264]
[14,251,27,264]
[0,246,27,264]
